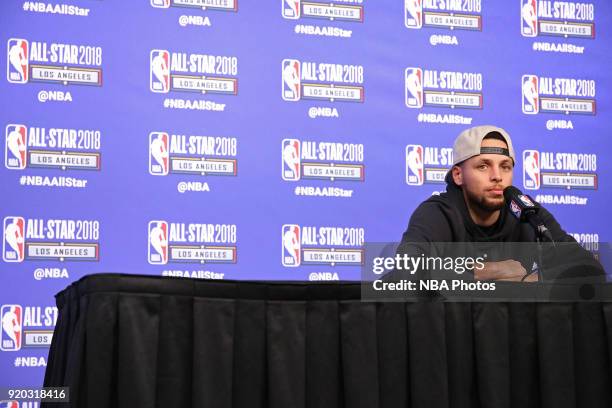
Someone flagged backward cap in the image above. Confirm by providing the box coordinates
[452,125,515,165]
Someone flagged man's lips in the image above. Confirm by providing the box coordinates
[487,187,504,195]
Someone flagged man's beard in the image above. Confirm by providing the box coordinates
[464,188,504,213]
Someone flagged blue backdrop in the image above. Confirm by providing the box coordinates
[1,0,611,392]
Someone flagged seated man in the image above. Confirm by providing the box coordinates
[396,125,604,283]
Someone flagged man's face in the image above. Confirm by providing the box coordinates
[453,138,514,212]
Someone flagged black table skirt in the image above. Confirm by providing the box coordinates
[43,274,612,408]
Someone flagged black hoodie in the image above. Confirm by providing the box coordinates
[396,177,605,282]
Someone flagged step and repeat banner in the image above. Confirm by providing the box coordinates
[1,0,611,389]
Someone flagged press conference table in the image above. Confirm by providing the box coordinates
[43,274,612,408]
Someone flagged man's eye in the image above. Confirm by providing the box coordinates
[478,164,487,170]
[502,165,512,171]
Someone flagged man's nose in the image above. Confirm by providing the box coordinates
[490,166,502,181]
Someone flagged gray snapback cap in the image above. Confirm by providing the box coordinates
[452,125,515,166]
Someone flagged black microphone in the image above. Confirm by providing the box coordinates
[503,186,554,242]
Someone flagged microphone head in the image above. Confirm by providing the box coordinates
[503,185,522,201]
[503,185,538,220]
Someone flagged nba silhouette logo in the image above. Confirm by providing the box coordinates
[405,0,423,29]
[282,0,301,19]
[509,200,522,218]
[151,0,171,8]
[523,150,541,190]
[150,50,170,93]
[281,139,301,181]
[1,305,22,351]
[522,75,539,114]
[405,67,423,108]
[5,125,27,170]
[406,145,424,185]
[519,194,535,207]
[3,217,25,263]
[7,39,29,84]
[148,220,168,264]
[520,0,538,37]
[282,59,301,101]
[0,402,19,408]
[282,224,301,267]
[149,132,169,176]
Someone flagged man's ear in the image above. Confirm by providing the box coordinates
[452,165,463,186]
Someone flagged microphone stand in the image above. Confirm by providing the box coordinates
[528,219,555,282]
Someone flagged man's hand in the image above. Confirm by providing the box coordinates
[521,272,539,282]
[474,260,538,282]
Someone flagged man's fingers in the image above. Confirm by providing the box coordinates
[475,260,527,281]
[497,260,527,279]
[496,277,524,282]
[474,269,497,281]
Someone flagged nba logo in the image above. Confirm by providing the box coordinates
[3,217,25,263]
[405,0,423,29]
[148,220,168,264]
[150,50,170,93]
[149,132,169,176]
[521,0,538,37]
[7,39,29,84]
[281,139,301,181]
[282,224,301,267]
[509,200,522,219]
[519,194,535,207]
[0,402,19,408]
[282,59,301,102]
[1,305,22,351]
[523,150,541,190]
[282,0,301,19]
[5,125,27,170]
[405,67,423,108]
[522,75,539,114]
[151,0,171,8]
[406,145,424,185]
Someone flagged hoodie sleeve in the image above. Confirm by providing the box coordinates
[384,200,459,283]
[537,206,579,243]
[537,206,606,282]
[400,201,455,243]
[395,200,455,261]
